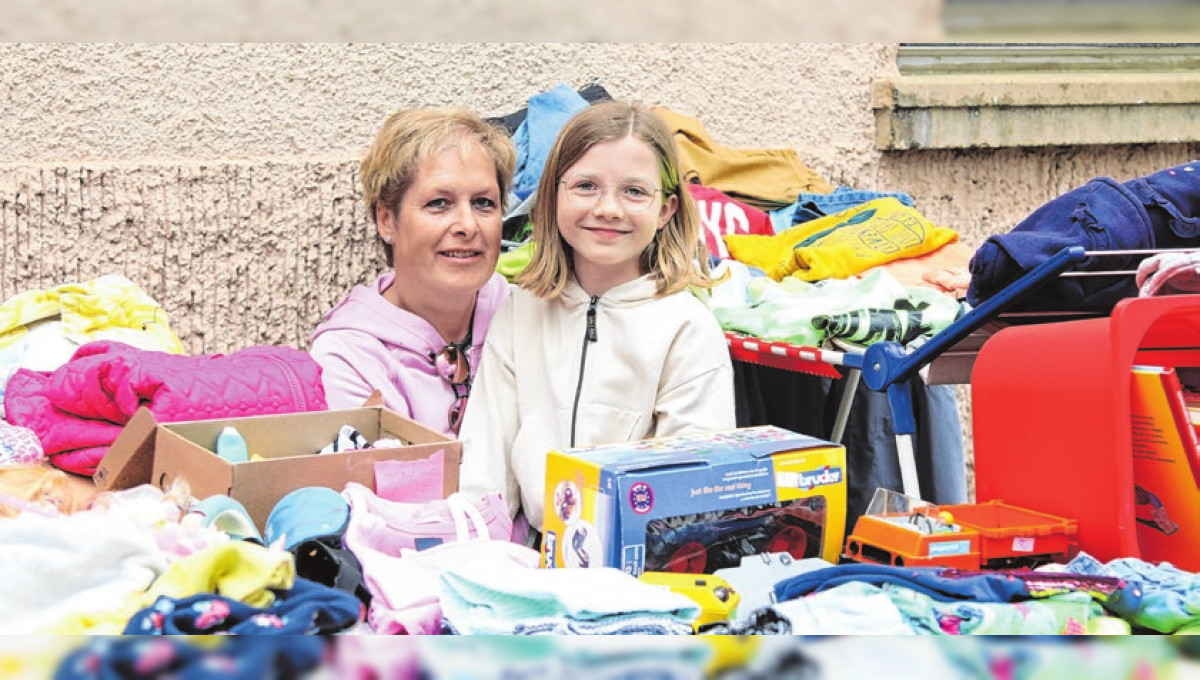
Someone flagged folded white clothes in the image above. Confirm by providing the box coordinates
[0,511,168,634]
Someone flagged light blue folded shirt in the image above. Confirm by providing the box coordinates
[439,565,700,635]
[512,84,589,201]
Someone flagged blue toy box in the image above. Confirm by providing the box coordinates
[541,426,847,575]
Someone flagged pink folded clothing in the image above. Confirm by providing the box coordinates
[4,340,326,475]
[341,482,532,634]
[0,421,44,466]
[360,540,539,635]
[342,483,513,555]
[1137,251,1200,297]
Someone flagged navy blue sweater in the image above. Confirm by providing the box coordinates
[967,161,1200,312]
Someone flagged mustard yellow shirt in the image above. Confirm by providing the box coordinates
[724,198,959,281]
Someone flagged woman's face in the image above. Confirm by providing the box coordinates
[378,143,502,303]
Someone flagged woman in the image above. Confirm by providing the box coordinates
[311,108,516,436]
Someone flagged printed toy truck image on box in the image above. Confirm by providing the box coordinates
[542,426,847,575]
[644,497,827,573]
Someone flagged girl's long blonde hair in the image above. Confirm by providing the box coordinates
[517,101,711,299]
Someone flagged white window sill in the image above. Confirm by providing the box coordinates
[873,72,1200,150]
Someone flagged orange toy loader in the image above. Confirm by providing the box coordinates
[844,489,1077,570]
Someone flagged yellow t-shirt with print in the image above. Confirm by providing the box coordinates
[723,198,958,282]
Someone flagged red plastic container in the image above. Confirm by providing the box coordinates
[973,294,1200,567]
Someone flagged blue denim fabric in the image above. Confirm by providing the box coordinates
[967,160,1200,312]
[769,187,917,233]
[767,205,796,234]
[1104,558,1200,633]
[511,84,589,201]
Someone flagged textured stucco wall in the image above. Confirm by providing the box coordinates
[5,42,1197,494]
[0,2,942,41]
[4,43,1196,354]
[1,43,912,354]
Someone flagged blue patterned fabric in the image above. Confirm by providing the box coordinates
[123,577,361,636]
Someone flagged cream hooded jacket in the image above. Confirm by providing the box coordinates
[458,274,736,531]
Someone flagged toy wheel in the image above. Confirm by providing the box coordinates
[766,524,808,559]
[665,541,707,573]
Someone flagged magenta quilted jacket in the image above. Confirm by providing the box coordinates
[4,340,327,475]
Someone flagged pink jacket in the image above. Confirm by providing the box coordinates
[4,340,326,475]
[310,271,510,436]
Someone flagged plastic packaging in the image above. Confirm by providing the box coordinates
[216,426,249,463]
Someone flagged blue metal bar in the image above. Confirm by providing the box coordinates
[859,245,1089,395]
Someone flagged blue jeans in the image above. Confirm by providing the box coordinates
[769,186,917,232]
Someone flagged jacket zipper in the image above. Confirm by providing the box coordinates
[265,353,307,412]
[570,296,599,447]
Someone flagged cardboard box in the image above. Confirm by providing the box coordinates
[541,425,846,575]
[95,406,460,530]
[1129,365,1200,570]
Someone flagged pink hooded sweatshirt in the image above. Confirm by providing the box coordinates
[310,271,510,436]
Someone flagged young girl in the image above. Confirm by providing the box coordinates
[458,101,736,534]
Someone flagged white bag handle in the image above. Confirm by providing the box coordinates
[446,492,491,543]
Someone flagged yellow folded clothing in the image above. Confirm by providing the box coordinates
[0,274,182,353]
[142,541,295,609]
[48,540,294,634]
[724,198,958,282]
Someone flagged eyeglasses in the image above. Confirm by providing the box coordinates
[559,177,662,214]
[433,344,471,434]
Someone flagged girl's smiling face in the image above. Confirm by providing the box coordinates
[555,135,677,296]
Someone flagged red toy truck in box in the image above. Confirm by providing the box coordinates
[844,489,1077,569]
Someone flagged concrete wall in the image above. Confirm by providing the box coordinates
[5,43,1196,355]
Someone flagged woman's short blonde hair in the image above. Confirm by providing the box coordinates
[360,108,517,266]
[516,100,710,299]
